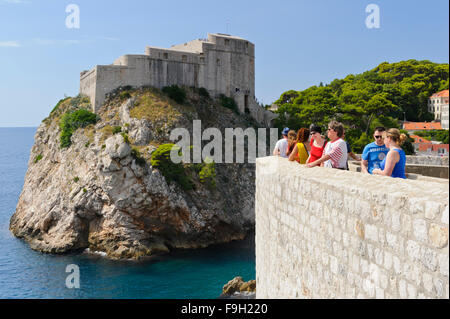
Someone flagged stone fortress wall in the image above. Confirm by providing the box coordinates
[255,157,449,299]
[80,33,276,126]
[403,156,449,179]
[405,155,448,166]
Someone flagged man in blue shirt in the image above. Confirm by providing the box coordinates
[361,127,389,174]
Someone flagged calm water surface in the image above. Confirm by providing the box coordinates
[0,127,255,299]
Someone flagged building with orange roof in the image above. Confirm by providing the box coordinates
[428,90,449,129]
[410,135,432,144]
[416,143,449,156]
[403,122,442,133]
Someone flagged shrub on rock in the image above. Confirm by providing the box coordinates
[60,109,99,148]
[162,85,186,104]
[151,144,193,190]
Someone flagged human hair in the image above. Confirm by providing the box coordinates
[309,124,322,134]
[287,130,297,148]
[296,128,310,144]
[374,127,386,133]
[328,121,344,138]
[385,128,407,146]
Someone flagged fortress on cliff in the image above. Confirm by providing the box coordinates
[80,33,276,126]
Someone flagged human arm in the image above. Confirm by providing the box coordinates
[288,144,298,162]
[361,159,369,173]
[305,140,312,164]
[273,141,280,156]
[306,154,331,168]
[305,141,311,153]
[360,146,369,173]
[286,144,292,157]
[349,152,361,161]
[373,150,399,177]
[308,140,344,168]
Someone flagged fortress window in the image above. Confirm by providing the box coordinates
[225,39,230,45]
[182,55,187,62]
[216,59,220,65]
[163,53,168,59]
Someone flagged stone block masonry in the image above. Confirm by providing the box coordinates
[255,157,449,299]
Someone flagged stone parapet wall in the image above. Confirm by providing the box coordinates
[255,157,449,299]
[348,162,449,180]
[406,155,448,166]
[405,164,449,179]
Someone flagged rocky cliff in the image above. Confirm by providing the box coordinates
[10,87,258,259]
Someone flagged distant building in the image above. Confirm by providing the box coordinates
[409,131,449,156]
[268,104,279,112]
[416,143,449,156]
[428,90,449,130]
[403,121,442,133]
[410,134,432,144]
[443,103,449,130]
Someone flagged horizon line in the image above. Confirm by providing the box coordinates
[0,126,38,128]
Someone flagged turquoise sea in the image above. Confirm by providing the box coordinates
[0,127,255,299]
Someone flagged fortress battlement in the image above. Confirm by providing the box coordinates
[80,33,275,126]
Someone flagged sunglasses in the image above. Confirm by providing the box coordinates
[374,135,383,139]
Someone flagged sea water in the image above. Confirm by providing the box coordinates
[0,127,255,299]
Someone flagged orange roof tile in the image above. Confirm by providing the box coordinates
[403,122,442,131]
[418,144,432,151]
[410,135,432,143]
[431,90,449,98]
[418,143,449,151]
[433,144,449,151]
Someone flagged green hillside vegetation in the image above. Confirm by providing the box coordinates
[273,60,449,153]
[60,109,99,148]
[414,130,449,144]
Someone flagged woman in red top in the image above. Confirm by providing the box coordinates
[307,124,327,167]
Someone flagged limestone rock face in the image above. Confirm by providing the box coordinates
[10,88,257,259]
[220,276,256,299]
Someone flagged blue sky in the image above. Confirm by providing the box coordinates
[0,0,448,127]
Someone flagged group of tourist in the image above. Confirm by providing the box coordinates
[273,121,407,179]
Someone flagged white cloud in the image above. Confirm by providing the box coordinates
[101,37,120,41]
[33,38,55,45]
[33,38,82,46]
[0,41,21,47]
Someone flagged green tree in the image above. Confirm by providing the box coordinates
[274,60,448,151]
